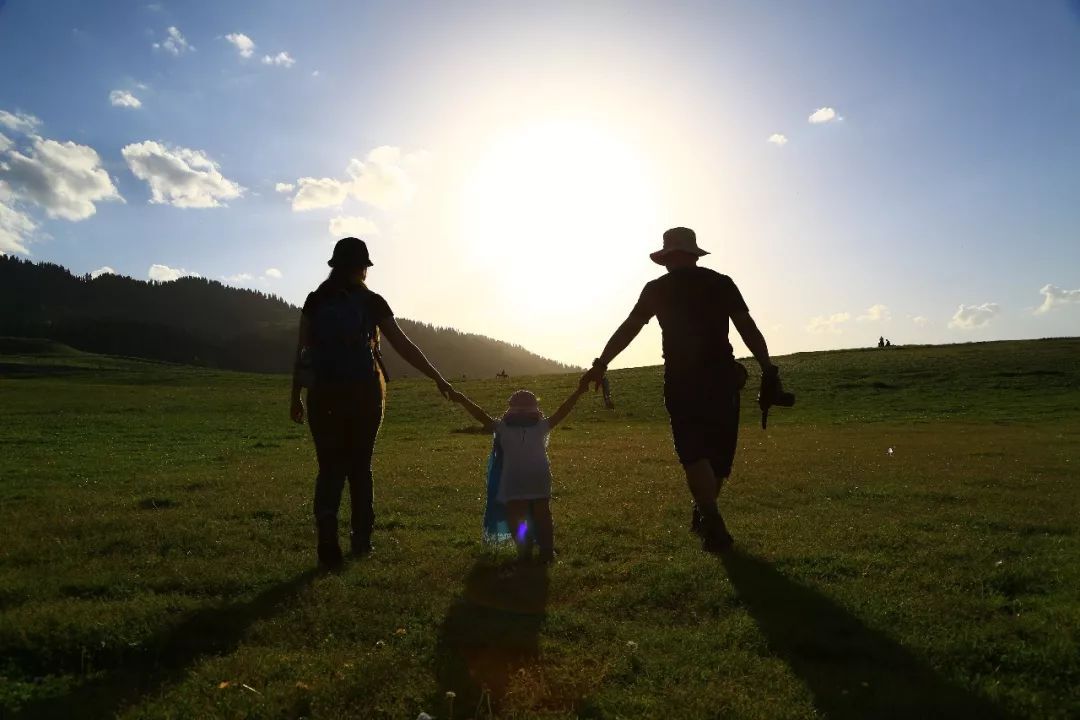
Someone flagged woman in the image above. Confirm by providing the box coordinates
[290,237,453,570]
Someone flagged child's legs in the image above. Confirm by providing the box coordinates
[505,500,530,549]
[531,499,554,551]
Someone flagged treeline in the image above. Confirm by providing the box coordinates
[0,256,576,378]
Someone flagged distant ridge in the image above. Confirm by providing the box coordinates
[0,257,576,378]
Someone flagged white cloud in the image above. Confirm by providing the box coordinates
[224,32,255,59]
[0,132,10,153]
[0,110,41,134]
[948,303,1000,329]
[328,215,380,237]
[223,272,254,285]
[109,90,142,109]
[122,141,244,208]
[274,182,295,193]
[90,265,116,278]
[148,264,199,282]
[154,26,193,55]
[1035,284,1080,315]
[292,177,350,211]
[264,267,282,279]
[767,133,788,146]
[806,312,851,334]
[808,107,840,124]
[0,194,37,255]
[289,146,423,211]
[912,316,928,326]
[311,70,320,78]
[1,136,123,220]
[261,51,295,68]
[857,304,891,322]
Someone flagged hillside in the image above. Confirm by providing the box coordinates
[0,256,575,378]
[1,337,1077,719]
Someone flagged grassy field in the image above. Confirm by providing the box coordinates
[1,337,1078,719]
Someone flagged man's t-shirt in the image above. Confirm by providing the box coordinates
[630,266,748,375]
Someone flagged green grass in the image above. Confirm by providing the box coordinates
[1,338,1078,719]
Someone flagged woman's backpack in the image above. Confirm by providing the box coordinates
[306,288,380,385]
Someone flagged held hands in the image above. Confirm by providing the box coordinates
[447,389,467,404]
[435,376,453,400]
[581,364,605,392]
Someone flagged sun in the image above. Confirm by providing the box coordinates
[458,118,659,318]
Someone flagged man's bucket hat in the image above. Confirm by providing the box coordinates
[650,227,709,265]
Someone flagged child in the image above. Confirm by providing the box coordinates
[449,380,588,563]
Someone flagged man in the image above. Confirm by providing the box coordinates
[582,227,782,552]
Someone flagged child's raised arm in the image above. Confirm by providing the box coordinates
[449,390,498,433]
[547,377,589,429]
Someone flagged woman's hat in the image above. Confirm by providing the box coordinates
[505,389,541,417]
[328,237,374,269]
[649,227,709,265]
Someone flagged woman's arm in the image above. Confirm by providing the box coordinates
[547,378,589,429]
[290,315,311,423]
[378,316,453,397]
[448,390,497,433]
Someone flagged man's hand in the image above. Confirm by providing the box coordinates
[435,377,453,399]
[290,393,305,424]
[448,389,466,404]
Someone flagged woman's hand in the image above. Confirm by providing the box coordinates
[448,389,466,404]
[435,377,453,399]
[290,393,305,424]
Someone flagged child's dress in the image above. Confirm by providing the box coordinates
[494,416,552,502]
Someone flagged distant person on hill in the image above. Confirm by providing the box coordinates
[885,338,892,347]
[582,227,785,553]
[448,380,589,564]
[290,237,455,570]
[878,336,885,349]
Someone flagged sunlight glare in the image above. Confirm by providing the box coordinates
[459,119,658,320]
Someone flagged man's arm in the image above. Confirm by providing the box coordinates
[379,317,453,397]
[547,378,589,429]
[448,390,497,432]
[731,311,775,372]
[583,314,648,386]
[290,315,310,423]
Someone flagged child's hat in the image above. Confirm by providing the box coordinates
[506,389,541,416]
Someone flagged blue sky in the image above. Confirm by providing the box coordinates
[1,0,1078,367]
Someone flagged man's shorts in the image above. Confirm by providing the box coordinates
[664,369,742,477]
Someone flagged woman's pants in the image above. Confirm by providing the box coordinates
[307,378,385,544]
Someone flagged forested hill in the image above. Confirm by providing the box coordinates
[0,257,576,378]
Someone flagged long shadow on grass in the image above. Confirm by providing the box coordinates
[720,550,1009,719]
[432,559,549,718]
[13,568,318,720]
